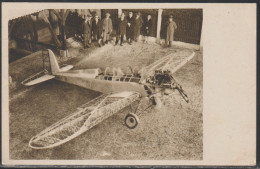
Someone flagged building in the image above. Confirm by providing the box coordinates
[8,8,203,62]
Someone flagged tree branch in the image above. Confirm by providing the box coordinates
[39,12,61,47]
[50,9,62,21]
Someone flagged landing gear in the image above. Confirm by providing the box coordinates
[125,113,139,129]
[124,100,141,129]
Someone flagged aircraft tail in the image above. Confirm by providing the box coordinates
[48,49,60,74]
[48,49,74,74]
[21,49,73,86]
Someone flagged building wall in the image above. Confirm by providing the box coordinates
[10,10,54,52]
[161,9,203,44]
[119,9,202,44]
[8,8,203,62]
[9,9,102,53]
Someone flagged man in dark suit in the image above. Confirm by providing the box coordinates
[133,12,143,42]
[92,14,102,47]
[82,14,92,48]
[143,14,152,43]
[115,13,127,46]
[126,11,134,45]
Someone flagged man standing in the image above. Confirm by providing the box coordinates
[115,13,127,46]
[143,14,152,43]
[126,11,134,45]
[133,12,143,42]
[81,14,92,48]
[92,14,102,47]
[166,15,177,47]
[101,13,113,44]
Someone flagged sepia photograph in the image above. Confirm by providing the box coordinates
[2,2,256,166]
[8,7,203,160]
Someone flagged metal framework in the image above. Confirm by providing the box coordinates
[29,92,141,149]
[23,49,195,149]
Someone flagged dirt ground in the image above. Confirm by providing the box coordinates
[9,41,203,160]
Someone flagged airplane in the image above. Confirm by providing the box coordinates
[21,49,195,149]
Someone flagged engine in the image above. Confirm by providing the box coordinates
[145,69,189,103]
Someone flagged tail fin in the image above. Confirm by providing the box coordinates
[21,49,73,86]
[48,49,74,74]
[48,49,60,74]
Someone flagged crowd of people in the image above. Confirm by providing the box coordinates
[80,11,177,48]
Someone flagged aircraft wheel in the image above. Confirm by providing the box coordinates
[125,113,139,129]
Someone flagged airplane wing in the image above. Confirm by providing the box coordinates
[139,51,196,83]
[161,51,196,74]
[29,91,141,149]
[139,51,195,80]
[138,51,196,103]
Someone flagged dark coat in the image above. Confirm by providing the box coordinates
[92,19,102,37]
[134,17,143,32]
[166,20,177,41]
[117,17,127,35]
[143,18,152,36]
[82,20,92,35]
[126,16,134,32]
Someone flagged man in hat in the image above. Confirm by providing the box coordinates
[133,12,143,42]
[166,15,177,47]
[126,11,134,44]
[101,13,113,44]
[143,14,152,43]
[115,13,127,46]
[81,14,92,48]
[92,14,102,47]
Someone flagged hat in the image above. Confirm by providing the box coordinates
[105,13,110,16]
[129,11,133,14]
[136,12,141,16]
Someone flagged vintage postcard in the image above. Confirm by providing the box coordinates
[1,2,256,166]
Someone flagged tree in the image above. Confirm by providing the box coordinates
[50,9,70,50]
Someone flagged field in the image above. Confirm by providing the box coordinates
[9,41,203,160]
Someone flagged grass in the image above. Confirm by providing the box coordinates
[9,41,203,160]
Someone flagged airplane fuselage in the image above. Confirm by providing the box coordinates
[54,70,149,97]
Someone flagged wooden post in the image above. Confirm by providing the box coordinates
[31,14,38,44]
[156,9,163,43]
[118,9,122,17]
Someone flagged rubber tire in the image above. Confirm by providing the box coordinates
[125,113,140,129]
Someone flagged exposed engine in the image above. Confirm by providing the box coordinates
[145,69,189,103]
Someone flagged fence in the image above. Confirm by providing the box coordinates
[161,9,203,45]
[119,9,203,44]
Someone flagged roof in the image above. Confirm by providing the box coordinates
[8,9,44,21]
